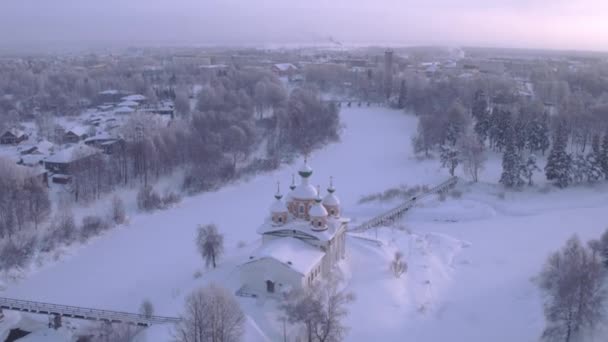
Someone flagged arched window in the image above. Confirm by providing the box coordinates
[317,221,322,227]
[278,217,283,223]
[299,205,304,213]
[330,209,335,215]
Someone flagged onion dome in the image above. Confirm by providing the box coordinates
[298,156,313,178]
[292,158,317,200]
[309,187,328,218]
[270,182,288,214]
[322,176,340,207]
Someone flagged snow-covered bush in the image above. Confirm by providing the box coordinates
[46,210,77,248]
[137,185,162,212]
[162,190,182,208]
[390,251,408,278]
[80,215,111,240]
[0,234,36,270]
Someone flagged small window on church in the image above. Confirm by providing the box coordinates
[278,217,283,223]
[299,205,304,213]
[317,221,322,227]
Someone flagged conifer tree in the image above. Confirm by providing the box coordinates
[440,144,460,176]
[527,114,550,155]
[472,90,490,144]
[600,132,608,179]
[514,115,528,152]
[586,135,605,182]
[545,122,572,188]
[569,154,588,184]
[521,154,540,186]
[500,125,524,188]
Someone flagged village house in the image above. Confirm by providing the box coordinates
[44,144,99,179]
[271,63,298,77]
[64,126,89,143]
[0,128,28,145]
[239,161,348,297]
[84,133,124,155]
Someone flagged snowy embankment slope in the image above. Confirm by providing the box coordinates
[1,107,445,340]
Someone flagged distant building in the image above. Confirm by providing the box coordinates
[238,161,348,297]
[0,128,28,145]
[44,144,99,176]
[271,63,298,77]
[64,126,89,143]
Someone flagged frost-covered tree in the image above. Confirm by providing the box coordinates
[539,235,606,342]
[585,135,605,182]
[500,125,524,188]
[521,154,540,186]
[514,114,528,152]
[439,144,460,177]
[472,90,490,144]
[600,133,608,179]
[139,299,154,319]
[489,109,512,151]
[545,122,572,188]
[458,131,486,182]
[569,154,589,184]
[110,196,126,224]
[526,114,551,155]
[280,270,355,342]
[196,224,224,268]
[174,284,245,342]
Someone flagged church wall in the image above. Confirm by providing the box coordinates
[240,258,312,295]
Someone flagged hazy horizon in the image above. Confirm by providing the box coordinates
[1,0,607,53]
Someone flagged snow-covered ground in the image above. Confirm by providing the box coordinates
[2,106,607,341]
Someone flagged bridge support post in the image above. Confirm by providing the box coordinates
[0,307,4,321]
[51,314,62,330]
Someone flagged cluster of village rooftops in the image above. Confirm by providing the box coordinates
[239,159,349,296]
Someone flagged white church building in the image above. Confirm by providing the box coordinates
[239,160,348,296]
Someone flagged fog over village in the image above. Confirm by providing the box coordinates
[1,1,608,342]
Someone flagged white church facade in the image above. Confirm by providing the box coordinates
[239,160,348,296]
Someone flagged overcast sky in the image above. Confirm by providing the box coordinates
[1,0,607,52]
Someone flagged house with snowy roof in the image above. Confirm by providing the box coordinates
[64,126,89,143]
[0,128,28,145]
[44,144,100,178]
[271,63,298,77]
[239,160,348,297]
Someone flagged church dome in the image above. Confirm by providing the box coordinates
[298,162,313,178]
[322,177,340,206]
[323,193,340,206]
[309,202,328,217]
[309,189,328,218]
[292,184,318,200]
[270,183,288,213]
[270,199,288,213]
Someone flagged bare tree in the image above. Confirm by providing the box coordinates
[539,235,606,342]
[390,251,408,278]
[174,284,245,342]
[458,130,486,182]
[139,299,154,319]
[281,270,355,342]
[110,195,126,224]
[196,224,224,268]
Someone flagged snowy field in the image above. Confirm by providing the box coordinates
[2,106,608,341]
